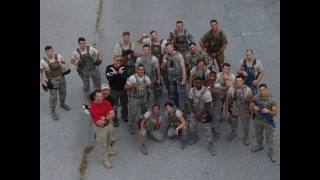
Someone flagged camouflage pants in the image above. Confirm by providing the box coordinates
[110,90,128,122]
[93,123,114,160]
[246,83,258,96]
[140,128,164,145]
[229,112,250,136]
[215,53,224,72]
[49,77,66,110]
[128,96,148,127]
[79,69,101,103]
[167,126,188,141]
[189,111,218,143]
[168,81,188,112]
[254,119,274,149]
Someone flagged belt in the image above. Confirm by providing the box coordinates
[95,121,110,128]
[50,76,62,80]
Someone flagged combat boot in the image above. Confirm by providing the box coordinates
[141,144,148,155]
[180,140,187,149]
[60,103,71,111]
[227,130,236,142]
[212,131,220,143]
[50,109,59,120]
[269,148,277,162]
[243,134,250,146]
[251,143,264,153]
[128,125,135,135]
[108,148,118,156]
[104,158,112,169]
[188,135,199,145]
[208,143,216,156]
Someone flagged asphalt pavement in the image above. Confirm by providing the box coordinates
[40,0,280,179]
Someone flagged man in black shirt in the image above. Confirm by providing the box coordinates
[105,55,129,124]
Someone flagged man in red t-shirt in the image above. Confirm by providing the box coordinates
[90,90,118,169]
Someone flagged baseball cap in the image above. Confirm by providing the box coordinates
[101,83,110,90]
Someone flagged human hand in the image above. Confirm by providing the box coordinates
[119,67,125,74]
[261,108,270,114]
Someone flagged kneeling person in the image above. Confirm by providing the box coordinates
[139,104,165,155]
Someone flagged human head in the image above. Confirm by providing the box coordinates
[122,31,130,44]
[235,75,245,88]
[113,55,124,68]
[208,71,217,82]
[165,42,174,54]
[143,44,151,56]
[101,84,110,97]
[136,64,145,77]
[245,48,255,61]
[164,101,175,113]
[258,83,269,97]
[189,42,198,53]
[150,30,159,42]
[45,45,54,58]
[176,20,184,33]
[196,57,206,70]
[94,89,104,103]
[152,104,160,115]
[78,37,86,50]
[210,19,218,32]
[194,77,203,90]
[222,63,231,74]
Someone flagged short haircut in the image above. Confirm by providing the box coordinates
[137,64,145,69]
[210,19,218,24]
[196,57,206,65]
[176,20,183,25]
[94,89,103,97]
[223,63,231,68]
[150,30,157,35]
[194,76,203,82]
[152,104,160,109]
[122,31,130,36]
[45,46,53,51]
[209,71,217,76]
[246,48,254,54]
[114,55,124,60]
[165,42,172,47]
[78,37,86,43]
[143,44,151,49]
[164,101,174,108]
[235,75,245,80]
[259,83,268,89]
[189,42,197,47]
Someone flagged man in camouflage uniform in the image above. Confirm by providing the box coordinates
[164,102,188,149]
[139,104,165,155]
[167,20,194,58]
[138,30,168,92]
[114,31,140,76]
[237,48,264,95]
[71,37,102,105]
[200,19,228,72]
[188,77,216,156]
[135,44,161,104]
[185,42,217,79]
[40,46,71,120]
[160,42,188,114]
[249,84,278,162]
[124,64,151,135]
[189,57,211,87]
[226,75,253,145]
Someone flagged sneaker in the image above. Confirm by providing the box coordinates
[60,103,71,111]
[141,144,148,155]
[80,104,90,115]
[104,159,112,169]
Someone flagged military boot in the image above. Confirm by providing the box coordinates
[108,148,118,156]
[60,103,71,111]
[227,130,236,142]
[50,109,59,121]
[180,140,187,149]
[208,143,216,156]
[141,144,148,155]
[269,148,277,162]
[113,119,119,127]
[188,135,199,145]
[104,158,112,169]
[128,125,135,135]
[251,143,264,153]
[243,134,250,146]
[212,131,220,143]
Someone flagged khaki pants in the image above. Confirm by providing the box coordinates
[254,119,274,149]
[93,123,114,160]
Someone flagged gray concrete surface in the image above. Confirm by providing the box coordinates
[40,0,280,179]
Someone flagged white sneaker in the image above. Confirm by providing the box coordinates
[80,104,90,115]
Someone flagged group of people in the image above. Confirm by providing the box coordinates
[40,19,278,169]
